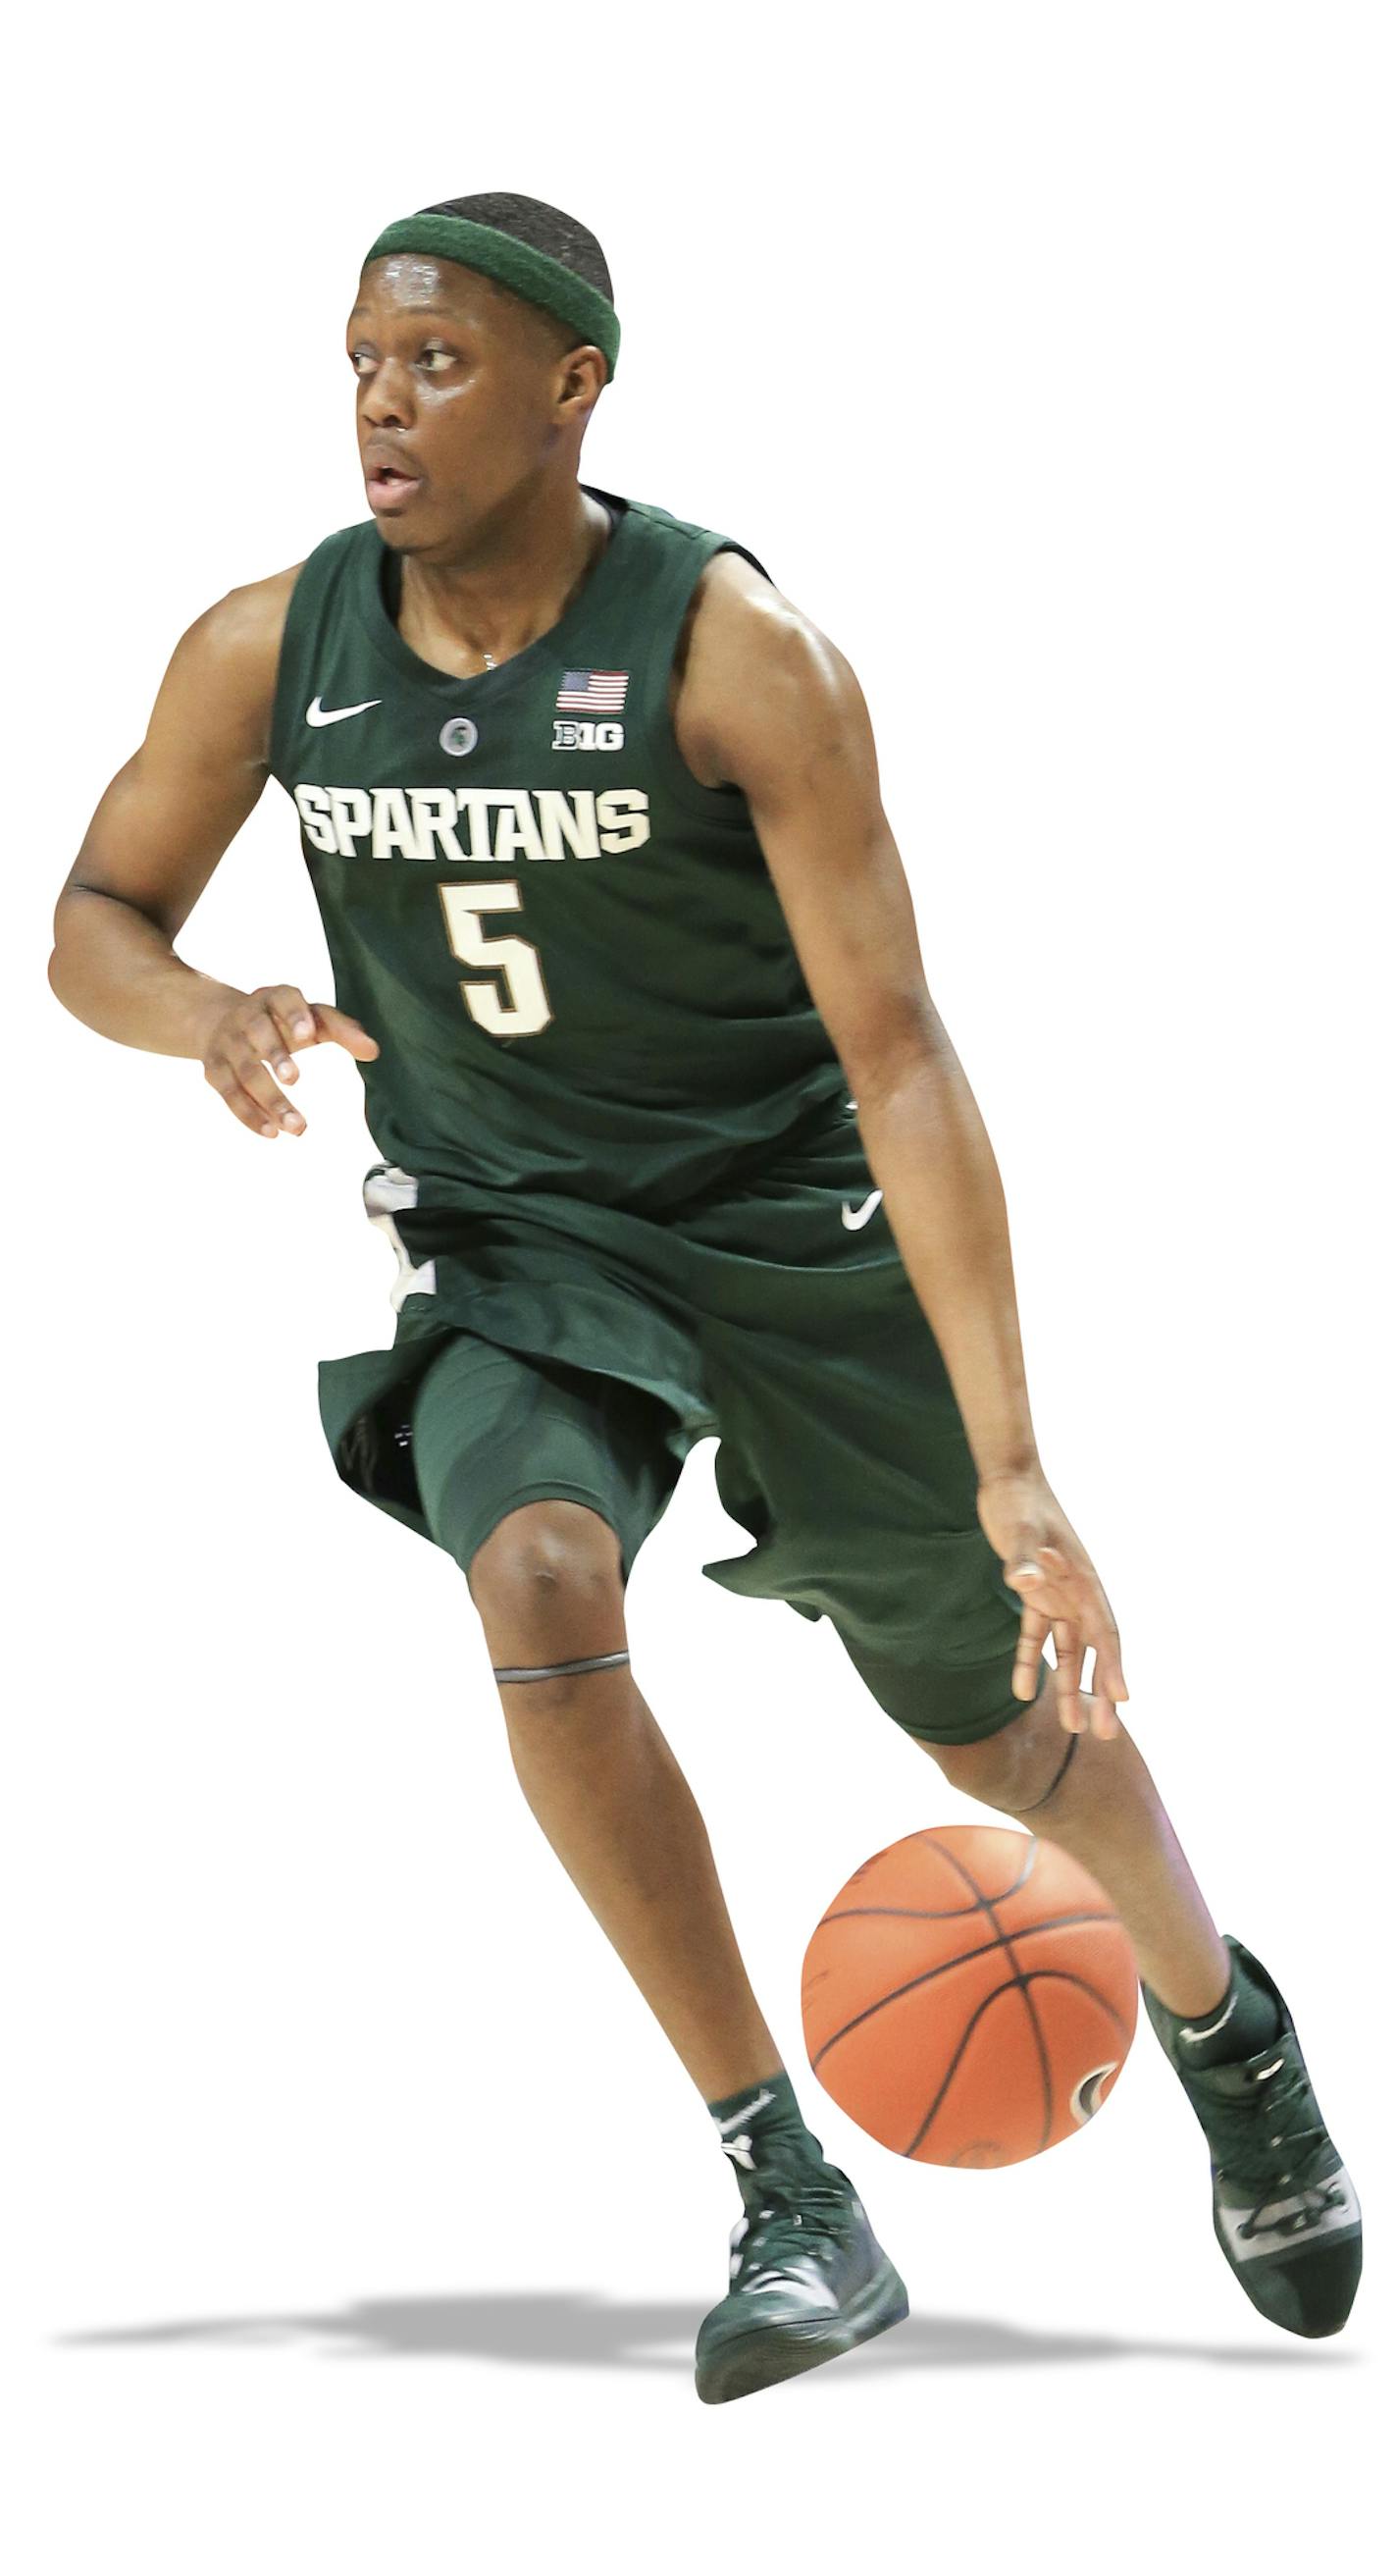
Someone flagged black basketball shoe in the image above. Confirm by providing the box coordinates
[695,2149,909,2403]
[1143,1932,1362,2337]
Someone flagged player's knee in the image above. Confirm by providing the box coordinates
[468,1498,626,1667]
[928,1673,1078,1812]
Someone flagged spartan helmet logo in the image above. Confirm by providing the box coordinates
[1069,2063,1118,2126]
[440,715,480,757]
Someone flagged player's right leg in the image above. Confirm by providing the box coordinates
[410,1335,908,2399]
[404,1333,780,2103]
[467,1493,787,2108]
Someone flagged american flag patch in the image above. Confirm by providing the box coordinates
[556,667,629,711]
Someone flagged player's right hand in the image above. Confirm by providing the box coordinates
[199,983,381,1138]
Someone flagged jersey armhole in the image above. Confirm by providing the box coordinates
[649,538,774,823]
[268,553,320,787]
[267,525,359,787]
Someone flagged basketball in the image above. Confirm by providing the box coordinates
[801,1824,1139,2167]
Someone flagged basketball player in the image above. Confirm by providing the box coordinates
[48,192,1361,2402]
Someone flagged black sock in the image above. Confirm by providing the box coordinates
[1151,1946,1281,2069]
[705,2069,827,2183]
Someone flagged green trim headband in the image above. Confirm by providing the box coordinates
[361,214,620,382]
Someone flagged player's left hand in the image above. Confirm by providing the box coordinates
[976,1468,1129,1739]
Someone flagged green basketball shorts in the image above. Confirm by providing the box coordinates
[407,1332,685,1601]
[314,1113,1048,1749]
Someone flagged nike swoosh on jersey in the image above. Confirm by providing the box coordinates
[841,1189,884,1230]
[306,694,383,726]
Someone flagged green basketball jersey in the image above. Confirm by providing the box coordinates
[268,483,851,1214]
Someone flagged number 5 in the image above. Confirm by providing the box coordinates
[437,880,554,1036]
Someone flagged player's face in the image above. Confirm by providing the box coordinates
[346,255,560,549]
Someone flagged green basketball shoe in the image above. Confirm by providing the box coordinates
[695,2150,909,2404]
[1143,1932,1362,2338]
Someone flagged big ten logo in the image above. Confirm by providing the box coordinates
[552,719,625,752]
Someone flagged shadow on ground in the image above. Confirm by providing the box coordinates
[53,2294,1354,2373]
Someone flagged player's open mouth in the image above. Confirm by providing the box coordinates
[366,466,424,509]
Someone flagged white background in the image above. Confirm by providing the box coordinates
[7,3,1392,2567]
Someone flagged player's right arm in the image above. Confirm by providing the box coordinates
[47,568,380,1139]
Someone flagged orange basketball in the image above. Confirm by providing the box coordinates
[801,1825,1138,2167]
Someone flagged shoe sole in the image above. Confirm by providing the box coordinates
[695,2254,910,2404]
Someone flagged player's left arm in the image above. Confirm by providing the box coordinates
[680,555,1128,1731]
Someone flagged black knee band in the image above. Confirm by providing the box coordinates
[1016,1725,1080,1813]
[492,1648,631,1684]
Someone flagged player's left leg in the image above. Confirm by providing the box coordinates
[689,1181,1361,2337]
[920,1657,1230,2017]
[918,1672,1363,2337]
